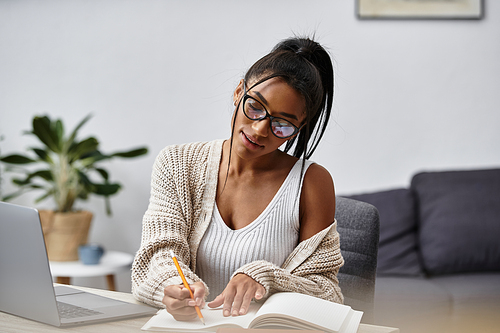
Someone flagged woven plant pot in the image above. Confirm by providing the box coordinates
[38,210,93,261]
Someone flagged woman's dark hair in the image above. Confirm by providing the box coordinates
[222,37,334,195]
[242,36,334,159]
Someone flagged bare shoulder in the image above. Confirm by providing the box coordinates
[299,163,336,241]
[304,163,333,183]
[302,163,335,201]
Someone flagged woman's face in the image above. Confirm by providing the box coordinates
[231,77,307,160]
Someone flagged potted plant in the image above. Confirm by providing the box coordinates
[0,114,148,261]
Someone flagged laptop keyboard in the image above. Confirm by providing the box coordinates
[57,301,103,319]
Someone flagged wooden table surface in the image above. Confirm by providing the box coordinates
[0,285,399,333]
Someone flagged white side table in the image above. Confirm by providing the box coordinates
[49,251,134,291]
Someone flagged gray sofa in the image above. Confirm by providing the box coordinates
[347,168,500,333]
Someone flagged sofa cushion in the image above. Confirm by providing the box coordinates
[346,189,422,276]
[412,169,500,275]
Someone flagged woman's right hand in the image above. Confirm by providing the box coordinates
[162,282,206,321]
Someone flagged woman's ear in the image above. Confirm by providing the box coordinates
[233,79,244,106]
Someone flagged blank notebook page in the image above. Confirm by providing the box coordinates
[252,292,351,332]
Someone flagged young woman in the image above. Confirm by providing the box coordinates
[132,36,344,321]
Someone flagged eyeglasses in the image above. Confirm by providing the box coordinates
[241,94,302,139]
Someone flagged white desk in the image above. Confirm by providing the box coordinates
[0,285,400,333]
[49,251,134,291]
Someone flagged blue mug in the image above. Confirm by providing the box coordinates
[78,244,104,265]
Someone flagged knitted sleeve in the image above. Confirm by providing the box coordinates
[231,223,344,304]
[131,144,209,308]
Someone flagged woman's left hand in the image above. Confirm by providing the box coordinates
[207,273,265,317]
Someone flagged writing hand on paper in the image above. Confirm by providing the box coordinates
[207,273,265,317]
[163,282,206,321]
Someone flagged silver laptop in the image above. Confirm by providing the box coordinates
[0,201,157,327]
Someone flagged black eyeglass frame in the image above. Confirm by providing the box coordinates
[241,85,303,139]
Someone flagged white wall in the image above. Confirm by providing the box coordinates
[1,0,499,291]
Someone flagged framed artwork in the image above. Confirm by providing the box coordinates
[357,0,484,20]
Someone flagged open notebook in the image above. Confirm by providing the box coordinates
[0,201,156,327]
[142,292,363,333]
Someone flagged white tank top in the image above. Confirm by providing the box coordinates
[196,159,313,301]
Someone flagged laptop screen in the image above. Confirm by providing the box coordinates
[0,201,61,326]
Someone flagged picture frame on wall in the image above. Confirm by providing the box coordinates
[357,0,484,20]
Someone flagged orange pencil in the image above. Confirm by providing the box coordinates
[169,250,205,325]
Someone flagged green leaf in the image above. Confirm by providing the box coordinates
[0,154,36,164]
[92,183,121,196]
[11,170,52,186]
[64,114,92,152]
[111,147,148,158]
[32,116,61,153]
[30,169,53,181]
[76,170,94,192]
[68,137,99,162]
[13,177,32,185]
[13,180,43,189]
[11,178,44,189]
[55,119,64,151]
[79,150,109,167]
[34,190,53,203]
[77,191,89,200]
[32,148,53,163]
[2,189,26,201]
[95,168,109,180]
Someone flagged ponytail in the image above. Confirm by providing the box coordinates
[244,37,334,159]
[222,37,334,197]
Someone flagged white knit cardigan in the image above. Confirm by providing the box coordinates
[131,139,344,308]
